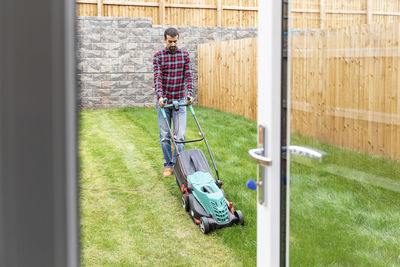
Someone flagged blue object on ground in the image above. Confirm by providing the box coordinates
[246,180,257,190]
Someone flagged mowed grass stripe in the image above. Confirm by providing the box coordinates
[292,155,400,194]
[81,110,160,186]
[80,110,240,266]
[324,164,400,194]
[290,161,400,266]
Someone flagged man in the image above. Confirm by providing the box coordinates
[153,27,194,177]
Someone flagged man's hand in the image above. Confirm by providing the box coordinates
[158,97,167,108]
[186,96,194,105]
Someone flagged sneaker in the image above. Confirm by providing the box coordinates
[163,167,174,177]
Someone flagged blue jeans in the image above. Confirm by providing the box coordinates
[156,100,187,168]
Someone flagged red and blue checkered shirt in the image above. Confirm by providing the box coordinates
[153,48,194,101]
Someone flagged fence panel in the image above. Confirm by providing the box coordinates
[77,3,98,16]
[76,0,400,29]
[290,23,400,160]
[290,0,400,29]
[76,0,258,27]
[198,38,257,120]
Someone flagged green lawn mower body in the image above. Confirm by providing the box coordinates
[189,171,228,223]
[174,149,244,234]
[161,100,244,234]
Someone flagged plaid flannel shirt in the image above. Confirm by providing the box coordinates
[153,48,194,102]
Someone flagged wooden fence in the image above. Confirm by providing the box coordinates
[290,23,400,160]
[76,0,258,27]
[198,38,257,120]
[76,0,400,29]
[198,23,400,160]
[291,0,400,29]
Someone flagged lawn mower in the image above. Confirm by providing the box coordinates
[160,98,244,234]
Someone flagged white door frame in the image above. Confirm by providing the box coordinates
[257,0,289,266]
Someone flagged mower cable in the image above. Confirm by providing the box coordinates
[173,110,194,190]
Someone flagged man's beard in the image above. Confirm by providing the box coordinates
[168,46,177,54]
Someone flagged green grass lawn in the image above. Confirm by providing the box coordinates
[79,106,257,266]
[79,106,400,266]
[290,134,400,266]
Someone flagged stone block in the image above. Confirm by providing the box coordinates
[124,43,140,50]
[83,81,102,89]
[123,95,136,102]
[118,81,133,88]
[181,44,196,52]
[101,80,118,89]
[92,43,121,50]
[136,35,153,43]
[132,80,153,89]
[88,97,102,105]
[121,55,142,69]
[88,20,113,28]
[142,57,154,65]
[135,20,152,28]
[92,89,106,97]
[77,19,93,29]
[119,65,134,72]
[135,94,153,103]
[140,87,154,96]
[76,74,93,82]
[110,89,126,96]
[131,73,145,82]
[92,74,105,81]
[110,73,125,81]
[86,34,102,43]
[77,42,92,50]
[118,20,132,28]
[81,50,102,58]
[88,26,105,35]
[102,50,119,58]
[236,30,254,39]
[142,73,153,81]
[129,28,152,36]
[135,64,152,73]
[101,34,121,43]
[125,88,139,96]
[100,66,114,73]
[80,89,93,98]
[108,96,122,103]
[151,35,163,43]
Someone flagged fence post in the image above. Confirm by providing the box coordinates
[320,0,325,29]
[159,0,165,25]
[217,0,222,27]
[97,0,103,16]
[366,0,372,24]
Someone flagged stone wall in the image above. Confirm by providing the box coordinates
[76,16,257,109]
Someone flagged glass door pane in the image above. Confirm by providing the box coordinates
[288,1,400,265]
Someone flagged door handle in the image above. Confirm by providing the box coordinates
[248,148,272,166]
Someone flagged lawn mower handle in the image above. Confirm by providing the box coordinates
[159,97,220,181]
[160,97,195,119]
